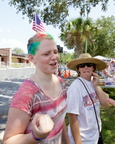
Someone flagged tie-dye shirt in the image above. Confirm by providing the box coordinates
[10,77,67,144]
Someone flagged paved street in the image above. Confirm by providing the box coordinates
[0,78,25,131]
[0,78,26,143]
[0,75,76,143]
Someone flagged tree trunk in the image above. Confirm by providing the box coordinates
[75,43,83,58]
[75,34,84,57]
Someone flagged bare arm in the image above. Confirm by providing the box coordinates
[62,120,70,144]
[106,98,115,107]
[3,108,54,144]
[95,86,109,107]
[68,113,82,144]
[92,72,109,107]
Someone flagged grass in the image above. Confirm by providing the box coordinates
[11,63,32,68]
[101,88,115,144]
[101,105,115,144]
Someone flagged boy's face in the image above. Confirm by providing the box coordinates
[33,39,59,74]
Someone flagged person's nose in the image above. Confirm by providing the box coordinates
[84,65,88,68]
[51,52,58,60]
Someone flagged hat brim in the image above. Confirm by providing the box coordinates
[67,58,107,71]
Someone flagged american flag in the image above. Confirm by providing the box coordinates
[32,13,46,32]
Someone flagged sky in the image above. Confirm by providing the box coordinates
[0,0,114,54]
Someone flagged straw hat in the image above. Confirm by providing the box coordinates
[67,53,107,71]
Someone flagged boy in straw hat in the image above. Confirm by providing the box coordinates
[66,53,110,144]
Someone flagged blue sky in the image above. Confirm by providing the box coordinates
[0,0,114,53]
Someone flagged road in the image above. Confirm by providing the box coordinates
[0,78,25,131]
[0,78,26,143]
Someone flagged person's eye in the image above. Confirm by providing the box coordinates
[54,50,58,54]
[54,52,58,54]
[44,53,49,56]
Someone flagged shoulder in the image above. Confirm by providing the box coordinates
[16,79,39,96]
[56,76,67,89]
[67,78,82,92]
[57,76,65,82]
[70,78,81,87]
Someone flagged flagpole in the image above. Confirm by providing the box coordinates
[35,13,38,33]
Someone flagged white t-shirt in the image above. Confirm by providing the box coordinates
[66,77,101,144]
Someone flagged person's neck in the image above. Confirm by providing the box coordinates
[34,71,54,82]
[80,76,91,81]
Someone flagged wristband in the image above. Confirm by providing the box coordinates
[31,131,46,141]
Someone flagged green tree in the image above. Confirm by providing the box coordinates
[87,16,115,57]
[60,52,75,64]
[6,0,114,28]
[12,47,25,55]
[60,17,93,57]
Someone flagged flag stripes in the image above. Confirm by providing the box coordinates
[32,13,46,32]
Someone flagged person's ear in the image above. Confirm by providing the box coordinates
[28,54,36,64]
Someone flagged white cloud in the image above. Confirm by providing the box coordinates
[0,29,2,32]
[0,39,27,53]
[6,29,12,33]
[24,19,30,23]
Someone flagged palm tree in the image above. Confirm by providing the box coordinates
[60,17,93,57]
